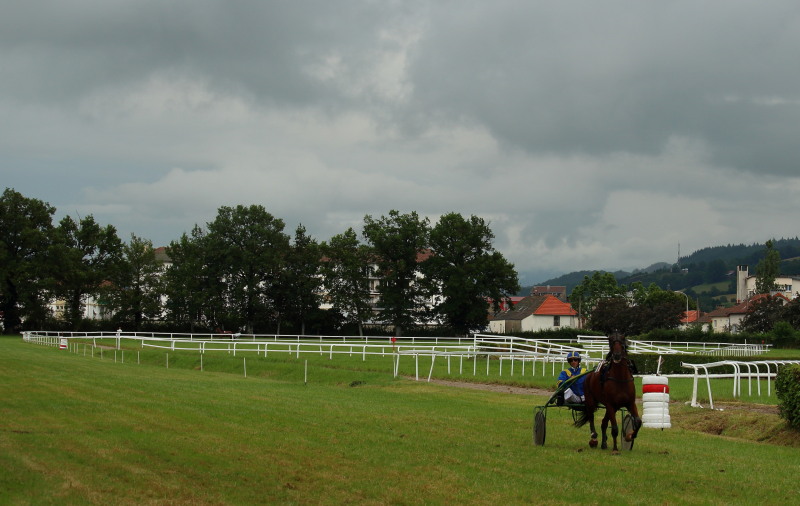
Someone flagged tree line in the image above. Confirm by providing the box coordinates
[1,189,519,336]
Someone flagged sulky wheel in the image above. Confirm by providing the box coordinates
[533,409,547,446]
[621,413,635,451]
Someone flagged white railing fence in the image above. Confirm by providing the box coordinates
[681,360,800,409]
[21,331,788,400]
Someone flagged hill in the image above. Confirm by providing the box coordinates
[520,238,800,309]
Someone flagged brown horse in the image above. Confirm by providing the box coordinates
[575,334,641,452]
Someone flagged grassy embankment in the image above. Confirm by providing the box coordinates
[2,336,799,504]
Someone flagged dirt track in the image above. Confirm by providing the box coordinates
[413,377,552,396]
[415,377,780,415]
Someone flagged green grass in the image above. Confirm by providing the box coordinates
[64,336,792,405]
[690,280,731,294]
[3,337,799,504]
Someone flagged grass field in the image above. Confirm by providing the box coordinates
[2,336,799,505]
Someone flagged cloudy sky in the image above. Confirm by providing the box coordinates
[3,1,800,284]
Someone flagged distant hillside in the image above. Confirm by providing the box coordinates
[520,238,800,304]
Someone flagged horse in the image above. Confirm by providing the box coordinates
[575,333,641,452]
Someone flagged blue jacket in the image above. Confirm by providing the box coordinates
[557,366,587,396]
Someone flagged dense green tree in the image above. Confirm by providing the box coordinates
[422,213,519,335]
[320,228,374,336]
[0,188,56,331]
[705,259,728,284]
[50,215,122,329]
[107,235,164,330]
[569,271,626,324]
[628,299,684,334]
[782,298,800,330]
[587,282,686,335]
[205,205,289,333]
[273,225,322,335]
[755,239,781,294]
[163,226,214,331]
[362,210,430,336]
[740,295,786,333]
[588,297,631,335]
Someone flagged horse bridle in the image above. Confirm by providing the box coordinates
[606,335,634,383]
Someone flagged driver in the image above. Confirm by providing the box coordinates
[557,351,587,404]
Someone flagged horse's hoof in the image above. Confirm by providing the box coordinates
[589,439,598,448]
[601,443,608,450]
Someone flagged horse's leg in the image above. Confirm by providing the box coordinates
[587,409,598,448]
[608,407,620,452]
[600,409,610,450]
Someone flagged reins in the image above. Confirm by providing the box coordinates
[603,357,635,383]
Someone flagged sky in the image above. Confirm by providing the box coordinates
[3,1,800,285]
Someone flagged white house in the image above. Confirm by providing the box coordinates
[736,264,800,303]
[488,295,579,333]
[703,292,790,333]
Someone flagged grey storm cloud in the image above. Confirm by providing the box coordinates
[2,0,800,283]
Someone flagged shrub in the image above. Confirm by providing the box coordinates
[771,321,799,348]
[776,364,800,430]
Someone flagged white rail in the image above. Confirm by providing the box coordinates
[681,360,800,409]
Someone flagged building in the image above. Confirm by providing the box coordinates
[487,295,578,333]
[530,285,567,300]
[704,293,790,333]
[736,265,800,303]
[679,309,701,330]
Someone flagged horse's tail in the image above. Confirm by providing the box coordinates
[574,407,591,428]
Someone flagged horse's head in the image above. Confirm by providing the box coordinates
[608,333,627,364]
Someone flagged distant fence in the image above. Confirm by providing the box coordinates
[21,331,780,391]
[476,333,771,357]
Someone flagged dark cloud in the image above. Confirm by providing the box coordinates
[2,1,800,280]
[406,1,800,176]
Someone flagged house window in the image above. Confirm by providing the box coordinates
[553,316,561,327]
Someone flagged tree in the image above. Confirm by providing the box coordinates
[205,205,289,333]
[163,226,214,331]
[755,239,781,294]
[50,215,122,329]
[588,297,632,335]
[320,228,374,336]
[107,235,164,330]
[362,210,430,336]
[781,298,800,330]
[569,271,625,325]
[421,213,519,335]
[273,225,322,335]
[740,295,786,333]
[626,282,686,333]
[0,188,55,331]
